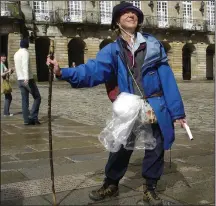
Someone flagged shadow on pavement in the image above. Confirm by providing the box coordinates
[39,115,60,123]
[12,111,23,115]
[1,188,24,205]
[126,158,191,191]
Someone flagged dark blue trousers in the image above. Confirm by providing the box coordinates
[104,124,164,186]
[4,93,12,115]
[18,79,41,124]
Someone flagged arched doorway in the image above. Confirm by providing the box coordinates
[35,37,50,82]
[206,44,215,80]
[68,37,86,67]
[0,35,8,68]
[99,38,114,50]
[182,43,196,80]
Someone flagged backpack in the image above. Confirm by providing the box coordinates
[105,42,119,102]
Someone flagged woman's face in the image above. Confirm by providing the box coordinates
[1,56,6,63]
[118,9,138,32]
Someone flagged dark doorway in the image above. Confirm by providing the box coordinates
[0,35,9,68]
[182,44,195,80]
[68,37,86,67]
[206,44,215,80]
[35,37,50,82]
[99,38,114,50]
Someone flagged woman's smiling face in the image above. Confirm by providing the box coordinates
[118,9,138,32]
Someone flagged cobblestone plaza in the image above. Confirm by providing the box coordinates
[1,81,214,205]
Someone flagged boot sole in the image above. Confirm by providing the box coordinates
[89,190,119,201]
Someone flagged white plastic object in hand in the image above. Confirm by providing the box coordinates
[183,123,193,140]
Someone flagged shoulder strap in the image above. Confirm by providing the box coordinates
[111,42,118,75]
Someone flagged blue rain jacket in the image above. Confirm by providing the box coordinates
[60,33,185,150]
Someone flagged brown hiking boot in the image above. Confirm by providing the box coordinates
[143,187,163,206]
[89,183,119,201]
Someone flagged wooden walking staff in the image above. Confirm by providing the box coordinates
[48,39,57,206]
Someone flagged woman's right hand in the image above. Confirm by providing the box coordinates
[46,56,62,77]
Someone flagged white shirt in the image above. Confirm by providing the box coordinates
[14,48,33,80]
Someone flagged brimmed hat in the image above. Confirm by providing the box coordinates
[111,2,144,30]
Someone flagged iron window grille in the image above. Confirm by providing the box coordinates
[182,1,193,30]
[206,1,215,31]
[31,1,50,21]
[1,1,11,16]
[100,1,112,24]
[157,1,168,28]
[66,1,82,22]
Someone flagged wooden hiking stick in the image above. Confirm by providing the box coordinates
[48,39,57,206]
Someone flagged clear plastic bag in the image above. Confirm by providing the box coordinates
[98,92,156,152]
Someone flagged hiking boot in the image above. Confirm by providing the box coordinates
[89,183,119,201]
[143,187,162,206]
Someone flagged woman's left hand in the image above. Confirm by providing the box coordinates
[174,118,187,128]
[10,68,14,74]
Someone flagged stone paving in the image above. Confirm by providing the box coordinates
[1,80,214,205]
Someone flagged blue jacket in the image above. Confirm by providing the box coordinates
[60,33,185,150]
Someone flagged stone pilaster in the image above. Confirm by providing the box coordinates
[7,33,21,68]
[54,36,68,68]
[28,42,36,76]
[83,39,89,63]
[169,41,184,79]
[84,37,100,59]
[194,43,208,79]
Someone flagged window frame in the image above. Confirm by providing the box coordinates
[100,1,113,25]
[129,1,141,9]
[1,1,11,16]
[182,1,193,30]
[67,1,82,22]
[206,1,215,31]
[157,1,169,28]
[31,1,50,21]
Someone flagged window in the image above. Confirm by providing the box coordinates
[68,1,82,22]
[157,1,168,28]
[182,1,193,30]
[129,1,141,9]
[1,1,10,16]
[32,1,49,21]
[100,1,112,24]
[206,1,215,31]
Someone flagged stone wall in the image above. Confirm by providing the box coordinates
[7,33,21,81]
[168,42,184,79]
[3,1,215,81]
[84,37,100,60]
[54,36,68,68]
[195,43,208,79]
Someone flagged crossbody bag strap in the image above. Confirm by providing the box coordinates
[118,38,144,98]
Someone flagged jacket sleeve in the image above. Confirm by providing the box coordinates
[59,44,115,88]
[157,62,186,121]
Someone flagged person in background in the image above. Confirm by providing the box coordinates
[47,2,186,205]
[14,39,41,125]
[72,62,76,68]
[1,53,14,117]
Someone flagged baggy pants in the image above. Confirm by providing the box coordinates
[104,124,164,187]
[18,79,41,124]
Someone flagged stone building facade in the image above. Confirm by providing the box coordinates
[0,1,215,81]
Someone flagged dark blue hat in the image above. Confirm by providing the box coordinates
[20,39,29,48]
[111,2,144,30]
